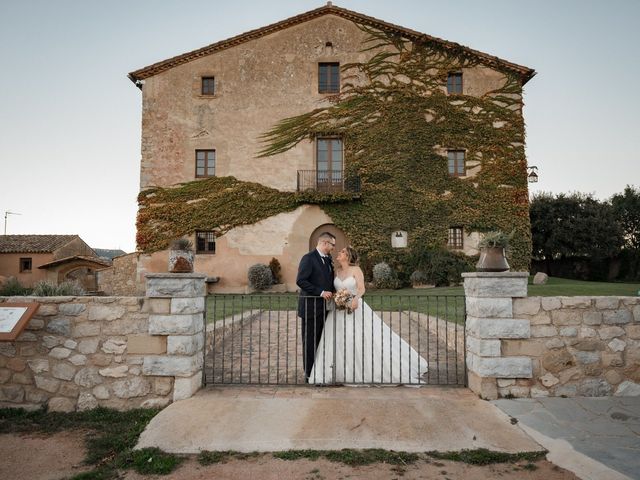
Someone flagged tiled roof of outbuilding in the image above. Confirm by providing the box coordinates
[0,235,80,253]
[128,3,535,86]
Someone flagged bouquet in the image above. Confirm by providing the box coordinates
[334,288,355,314]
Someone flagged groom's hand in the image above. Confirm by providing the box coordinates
[321,291,333,300]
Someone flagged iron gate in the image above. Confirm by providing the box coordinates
[204,294,466,386]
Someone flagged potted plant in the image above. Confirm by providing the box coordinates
[168,238,194,273]
[476,230,512,272]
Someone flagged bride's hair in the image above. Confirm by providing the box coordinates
[345,246,359,266]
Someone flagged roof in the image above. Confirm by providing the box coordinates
[37,255,112,269]
[128,3,535,86]
[0,235,81,254]
[93,248,127,260]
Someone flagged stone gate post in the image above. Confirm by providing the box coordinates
[462,272,531,399]
[142,273,206,401]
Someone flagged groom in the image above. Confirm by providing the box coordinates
[297,232,336,382]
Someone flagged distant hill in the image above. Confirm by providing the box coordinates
[93,248,127,260]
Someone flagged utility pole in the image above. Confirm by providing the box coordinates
[3,211,21,235]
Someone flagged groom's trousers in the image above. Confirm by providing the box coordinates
[300,298,327,381]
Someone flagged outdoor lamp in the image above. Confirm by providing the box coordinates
[527,166,539,183]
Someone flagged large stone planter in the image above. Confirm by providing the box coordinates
[169,250,194,273]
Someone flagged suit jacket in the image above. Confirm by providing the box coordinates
[296,249,335,318]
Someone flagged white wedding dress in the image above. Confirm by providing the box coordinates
[309,276,428,384]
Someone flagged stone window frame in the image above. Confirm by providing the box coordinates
[19,257,32,272]
[201,76,215,96]
[196,231,216,254]
[447,149,466,177]
[447,72,463,95]
[318,62,340,94]
[195,149,216,178]
[448,227,464,250]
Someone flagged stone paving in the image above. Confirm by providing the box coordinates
[205,310,465,386]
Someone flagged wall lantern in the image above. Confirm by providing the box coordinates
[527,166,539,183]
[391,231,407,248]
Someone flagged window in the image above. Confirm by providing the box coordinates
[196,231,216,254]
[201,77,215,95]
[316,137,343,192]
[448,227,464,250]
[19,257,32,272]
[318,62,340,93]
[196,150,215,177]
[447,72,463,94]
[447,150,465,177]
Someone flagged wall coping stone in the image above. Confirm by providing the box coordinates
[146,273,208,280]
[462,272,529,279]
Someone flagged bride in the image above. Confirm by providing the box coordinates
[309,246,428,385]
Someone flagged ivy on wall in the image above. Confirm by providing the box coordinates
[137,25,532,271]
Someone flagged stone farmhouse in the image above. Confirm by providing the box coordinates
[0,235,110,291]
[126,2,536,293]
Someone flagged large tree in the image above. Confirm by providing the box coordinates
[611,185,640,251]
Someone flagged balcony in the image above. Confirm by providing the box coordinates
[296,170,361,195]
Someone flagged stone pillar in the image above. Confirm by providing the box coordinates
[143,273,206,402]
[463,272,532,400]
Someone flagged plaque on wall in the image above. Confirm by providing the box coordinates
[0,303,40,341]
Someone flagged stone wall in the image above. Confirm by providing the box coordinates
[0,273,206,411]
[97,253,145,296]
[463,272,640,399]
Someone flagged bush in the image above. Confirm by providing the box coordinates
[0,277,32,296]
[247,264,273,291]
[372,262,400,289]
[268,257,282,284]
[32,280,85,296]
[409,270,430,287]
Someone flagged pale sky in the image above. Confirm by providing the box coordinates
[1,0,638,253]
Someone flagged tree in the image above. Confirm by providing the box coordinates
[611,185,640,251]
[530,192,623,262]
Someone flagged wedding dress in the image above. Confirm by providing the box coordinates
[309,276,428,384]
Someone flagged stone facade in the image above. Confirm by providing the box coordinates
[0,273,206,411]
[97,253,145,296]
[463,272,640,399]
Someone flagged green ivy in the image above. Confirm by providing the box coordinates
[137,24,532,271]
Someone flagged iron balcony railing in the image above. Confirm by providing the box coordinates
[297,170,361,194]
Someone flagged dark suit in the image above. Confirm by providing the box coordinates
[296,249,335,379]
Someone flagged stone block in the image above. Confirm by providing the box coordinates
[467,371,498,400]
[112,377,152,399]
[27,359,49,374]
[149,314,204,335]
[578,379,611,396]
[145,274,207,298]
[127,334,166,354]
[465,298,512,318]
[580,327,597,338]
[532,272,548,285]
[34,376,60,393]
[574,351,600,365]
[1,385,25,403]
[622,297,640,305]
[88,304,126,321]
[502,339,544,357]
[595,297,620,310]
[560,297,592,308]
[540,372,559,387]
[142,355,202,377]
[634,305,640,322]
[531,387,549,398]
[19,345,37,356]
[72,323,100,337]
[608,338,626,352]
[604,370,623,385]
[99,365,129,378]
[559,327,578,337]
[558,367,581,384]
[59,304,86,316]
[52,363,76,381]
[93,385,110,400]
[529,312,552,325]
[42,336,63,348]
[92,354,112,367]
[64,339,78,349]
[466,317,529,339]
[497,378,515,387]
[26,388,48,403]
[513,297,541,316]
[173,372,202,401]
[603,309,632,325]
[167,335,205,356]
[583,312,602,326]
[0,369,10,383]
[78,338,100,354]
[77,392,98,411]
[463,275,528,298]
[7,358,26,372]
[17,332,37,342]
[74,367,103,388]
[542,349,574,373]
[598,326,625,340]
[141,397,172,409]
[147,298,171,314]
[49,347,71,359]
[531,325,558,338]
[46,318,71,336]
[572,339,605,351]
[171,297,205,314]
[37,304,58,316]
[26,318,45,330]
[541,297,561,311]
[11,372,31,384]
[551,310,582,326]
[48,397,76,412]
[545,338,565,349]
[102,317,148,335]
[614,381,640,396]
[602,352,624,367]
[69,354,87,366]
[627,325,640,339]
[555,384,577,397]
[467,353,532,378]
[0,344,16,357]
[101,339,127,354]
[466,337,501,357]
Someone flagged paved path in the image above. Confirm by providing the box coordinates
[137,386,541,454]
[494,397,640,480]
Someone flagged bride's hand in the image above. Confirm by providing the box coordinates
[351,298,359,311]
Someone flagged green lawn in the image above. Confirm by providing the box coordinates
[526,276,640,297]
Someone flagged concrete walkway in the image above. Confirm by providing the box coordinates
[137,386,540,453]
[494,397,640,480]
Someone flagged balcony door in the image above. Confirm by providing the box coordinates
[316,138,343,192]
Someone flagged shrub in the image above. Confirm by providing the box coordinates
[409,270,430,287]
[0,277,32,296]
[247,264,273,291]
[478,230,513,249]
[372,262,400,289]
[268,257,282,284]
[32,280,85,296]
[170,237,193,250]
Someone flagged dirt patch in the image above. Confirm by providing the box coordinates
[0,430,91,480]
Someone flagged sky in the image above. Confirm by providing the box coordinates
[1,0,638,253]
